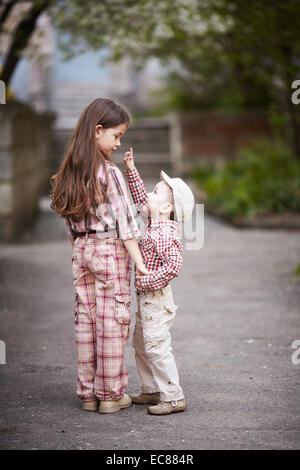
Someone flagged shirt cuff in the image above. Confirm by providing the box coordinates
[138,274,155,291]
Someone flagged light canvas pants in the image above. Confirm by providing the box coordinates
[132,284,184,402]
[72,235,131,402]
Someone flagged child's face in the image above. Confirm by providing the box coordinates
[145,181,173,219]
[95,122,128,157]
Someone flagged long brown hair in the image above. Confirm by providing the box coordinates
[50,98,130,222]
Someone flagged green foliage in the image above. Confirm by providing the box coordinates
[2,1,300,112]
[49,0,300,113]
[2,0,299,154]
[147,70,250,114]
[192,138,300,219]
[147,53,272,113]
[294,264,300,276]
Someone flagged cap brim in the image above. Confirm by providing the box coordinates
[160,170,181,221]
[160,170,174,189]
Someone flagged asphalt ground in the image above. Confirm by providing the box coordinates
[0,181,299,450]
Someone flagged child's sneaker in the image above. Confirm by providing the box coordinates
[147,398,186,415]
[130,392,160,404]
[82,399,99,411]
[99,393,132,414]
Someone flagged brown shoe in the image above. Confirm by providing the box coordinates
[82,399,99,411]
[148,399,186,415]
[99,393,132,414]
[130,392,161,405]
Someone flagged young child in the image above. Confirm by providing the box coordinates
[50,98,149,414]
[124,148,195,415]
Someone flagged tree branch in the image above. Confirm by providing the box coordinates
[0,0,18,27]
[1,0,52,86]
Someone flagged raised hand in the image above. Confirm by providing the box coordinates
[124,147,135,171]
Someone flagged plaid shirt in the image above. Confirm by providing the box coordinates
[64,162,140,242]
[126,167,183,292]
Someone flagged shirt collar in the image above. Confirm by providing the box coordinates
[148,218,181,232]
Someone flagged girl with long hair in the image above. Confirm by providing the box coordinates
[50,98,148,414]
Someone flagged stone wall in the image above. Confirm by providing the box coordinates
[169,110,272,176]
[0,102,56,242]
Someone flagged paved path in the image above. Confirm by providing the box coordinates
[0,185,300,450]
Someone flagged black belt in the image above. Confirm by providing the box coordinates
[76,230,97,237]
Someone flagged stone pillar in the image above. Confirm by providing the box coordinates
[0,102,56,242]
[168,112,184,177]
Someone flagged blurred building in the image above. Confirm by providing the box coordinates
[6,12,165,130]
[0,8,171,242]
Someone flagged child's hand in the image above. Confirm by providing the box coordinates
[124,147,135,171]
[136,263,151,276]
[135,264,148,290]
[136,277,142,290]
[136,269,154,290]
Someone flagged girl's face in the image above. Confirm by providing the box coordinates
[95,122,128,157]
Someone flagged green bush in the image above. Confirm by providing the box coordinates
[295,264,300,277]
[192,138,300,219]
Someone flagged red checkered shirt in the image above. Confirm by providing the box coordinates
[64,162,140,242]
[126,167,183,292]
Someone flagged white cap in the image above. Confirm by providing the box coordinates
[160,170,195,223]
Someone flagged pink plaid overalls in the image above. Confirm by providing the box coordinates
[66,163,140,402]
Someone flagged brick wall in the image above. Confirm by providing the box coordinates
[169,111,272,176]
